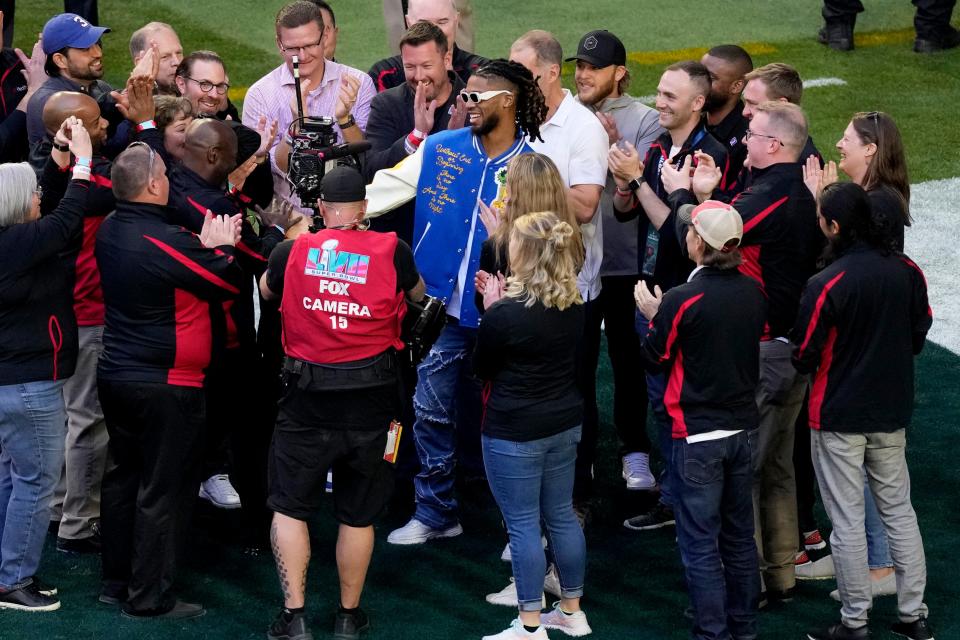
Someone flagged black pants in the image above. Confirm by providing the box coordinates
[793,390,820,537]
[203,346,274,543]
[822,0,957,38]
[98,379,205,613]
[574,275,651,501]
[0,0,99,46]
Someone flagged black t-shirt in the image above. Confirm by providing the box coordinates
[473,297,584,442]
[265,234,419,297]
[868,185,909,252]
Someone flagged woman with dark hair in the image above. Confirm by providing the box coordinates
[804,111,911,250]
[0,118,91,612]
[793,181,933,640]
[153,94,194,164]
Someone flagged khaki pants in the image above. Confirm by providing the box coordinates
[750,339,806,592]
[383,0,475,52]
[51,325,109,540]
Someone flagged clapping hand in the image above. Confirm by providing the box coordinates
[661,154,693,194]
[477,199,499,236]
[634,281,663,321]
[608,140,643,187]
[413,81,438,134]
[691,151,722,202]
[254,197,301,231]
[111,75,156,124]
[334,74,361,121]
[596,112,621,146]
[254,115,280,157]
[482,271,506,310]
[200,211,242,248]
[447,95,467,130]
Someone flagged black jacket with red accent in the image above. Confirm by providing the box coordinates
[615,123,730,292]
[167,164,284,350]
[95,200,245,388]
[790,244,932,433]
[730,162,821,339]
[0,179,90,385]
[639,267,767,439]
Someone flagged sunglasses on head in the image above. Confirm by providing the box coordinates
[459,89,512,104]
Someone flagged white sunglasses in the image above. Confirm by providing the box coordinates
[459,89,513,103]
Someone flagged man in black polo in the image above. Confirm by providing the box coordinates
[369,0,487,93]
[608,60,729,532]
[365,20,466,244]
[701,44,752,184]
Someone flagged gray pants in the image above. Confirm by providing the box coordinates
[752,339,806,591]
[811,429,929,628]
[52,325,109,539]
[383,0,475,53]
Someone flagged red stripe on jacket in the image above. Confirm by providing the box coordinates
[808,327,838,430]
[167,289,212,388]
[659,293,704,438]
[796,271,846,359]
[143,235,241,295]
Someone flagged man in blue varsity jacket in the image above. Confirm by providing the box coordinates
[364,58,547,545]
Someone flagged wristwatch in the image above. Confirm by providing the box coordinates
[627,176,643,193]
[338,114,357,129]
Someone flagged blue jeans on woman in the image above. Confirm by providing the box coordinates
[0,380,67,590]
[483,426,586,612]
[864,468,894,569]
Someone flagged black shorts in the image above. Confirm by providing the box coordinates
[267,393,396,526]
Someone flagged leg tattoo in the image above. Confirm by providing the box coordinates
[271,519,293,603]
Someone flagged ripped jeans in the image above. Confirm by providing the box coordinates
[411,320,482,529]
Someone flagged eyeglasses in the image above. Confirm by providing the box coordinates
[459,89,512,104]
[744,128,783,147]
[278,34,325,57]
[127,141,157,179]
[34,186,43,200]
[863,111,882,142]
[182,75,230,95]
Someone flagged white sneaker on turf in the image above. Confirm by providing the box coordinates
[543,566,562,598]
[622,452,656,490]
[830,571,897,601]
[199,474,241,509]
[482,618,550,639]
[386,518,463,545]
[795,552,835,580]
[485,578,547,608]
[540,602,592,637]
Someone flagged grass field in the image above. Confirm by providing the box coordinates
[5,2,960,639]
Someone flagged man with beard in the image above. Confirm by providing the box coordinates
[364,20,467,243]
[363,59,546,546]
[701,44,752,184]
[129,22,183,96]
[568,29,664,499]
[26,13,113,147]
[174,51,236,120]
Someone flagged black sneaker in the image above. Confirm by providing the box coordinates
[268,609,313,640]
[623,503,674,531]
[0,585,61,612]
[915,27,960,53]
[807,623,869,640]
[27,577,57,597]
[57,526,101,554]
[823,21,855,51]
[891,617,935,640]
[121,599,205,620]
[333,607,370,640]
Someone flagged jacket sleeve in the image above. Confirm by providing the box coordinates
[790,272,844,374]
[473,303,509,380]
[10,180,89,271]
[363,92,413,180]
[638,290,693,373]
[902,257,933,355]
[141,228,246,302]
[0,109,27,163]
[365,140,423,217]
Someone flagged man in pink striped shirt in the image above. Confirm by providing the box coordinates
[242,1,375,210]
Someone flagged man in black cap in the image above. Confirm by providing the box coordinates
[259,166,424,640]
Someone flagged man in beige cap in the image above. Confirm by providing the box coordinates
[634,199,767,640]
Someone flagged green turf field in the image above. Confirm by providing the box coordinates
[5,2,960,639]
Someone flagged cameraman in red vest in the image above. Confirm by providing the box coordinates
[258,165,424,640]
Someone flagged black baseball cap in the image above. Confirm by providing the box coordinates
[565,30,626,68]
[319,166,366,203]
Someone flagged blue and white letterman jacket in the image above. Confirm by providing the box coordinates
[366,127,531,328]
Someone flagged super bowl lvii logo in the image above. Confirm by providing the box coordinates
[305,239,370,284]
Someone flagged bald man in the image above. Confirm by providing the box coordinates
[39,86,164,556]
[167,118,288,548]
[383,0,474,52]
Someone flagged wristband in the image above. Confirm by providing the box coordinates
[407,132,424,148]
[615,185,632,196]
[71,167,91,180]
[273,224,286,234]
[136,119,157,132]
[52,140,70,152]
[75,156,93,168]
[411,128,426,141]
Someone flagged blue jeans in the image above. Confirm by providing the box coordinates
[864,468,894,569]
[0,380,67,590]
[411,321,482,529]
[672,431,760,640]
[636,314,672,507]
[483,426,586,612]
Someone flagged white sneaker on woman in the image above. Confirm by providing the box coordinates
[482,619,550,639]
[540,602,592,636]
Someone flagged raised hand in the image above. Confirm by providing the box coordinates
[413,81,438,134]
[334,74,361,121]
[474,269,490,297]
[255,197,301,230]
[821,160,839,191]
[596,112,621,146]
[802,154,823,199]
[482,271,506,310]
[608,140,643,186]
[228,155,259,193]
[200,211,242,248]
[130,43,159,82]
[255,115,280,157]
[634,281,663,321]
[112,75,157,124]
[66,119,92,159]
[447,95,467,130]
[477,199,499,236]
[691,150,722,201]
[661,154,692,194]
[14,33,46,104]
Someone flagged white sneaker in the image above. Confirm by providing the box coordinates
[829,571,897,601]
[199,474,241,509]
[485,578,547,608]
[482,618,550,639]
[387,518,463,545]
[543,566,562,598]
[622,453,656,490]
[795,552,835,580]
[540,602,592,637]
[502,536,548,563]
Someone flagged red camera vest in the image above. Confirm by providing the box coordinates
[280,229,406,364]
